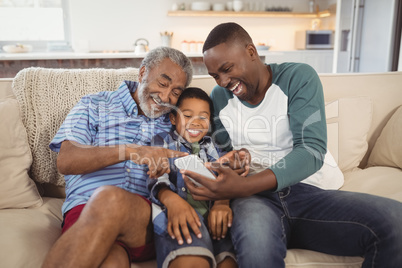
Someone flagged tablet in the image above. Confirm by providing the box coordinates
[174,155,216,187]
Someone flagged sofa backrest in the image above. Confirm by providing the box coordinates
[319,72,402,168]
[2,69,402,197]
[12,67,139,187]
[0,78,13,99]
[191,72,402,169]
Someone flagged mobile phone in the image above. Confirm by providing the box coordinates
[174,155,216,187]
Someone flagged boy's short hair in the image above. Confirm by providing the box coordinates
[171,87,213,118]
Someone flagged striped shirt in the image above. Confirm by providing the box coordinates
[49,81,173,215]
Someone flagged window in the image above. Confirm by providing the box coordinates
[0,0,71,51]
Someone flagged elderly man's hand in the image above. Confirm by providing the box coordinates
[126,145,188,178]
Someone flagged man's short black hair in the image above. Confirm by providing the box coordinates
[171,87,214,119]
[203,22,253,53]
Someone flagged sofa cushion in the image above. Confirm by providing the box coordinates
[341,166,402,202]
[0,197,63,267]
[0,98,43,209]
[285,248,363,268]
[325,97,372,172]
[12,67,139,186]
[130,249,365,268]
[367,105,402,169]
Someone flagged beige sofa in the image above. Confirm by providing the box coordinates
[0,67,401,268]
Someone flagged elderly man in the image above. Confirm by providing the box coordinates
[43,47,193,267]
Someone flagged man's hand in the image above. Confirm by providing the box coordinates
[217,148,251,176]
[158,188,202,245]
[208,200,232,240]
[182,163,247,201]
[182,163,278,201]
[126,145,188,178]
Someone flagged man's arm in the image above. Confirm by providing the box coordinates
[269,63,327,190]
[57,140,187,177]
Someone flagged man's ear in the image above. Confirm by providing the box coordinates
[169,113,176,125]
[138,66,146,83]
[246,43,258,60]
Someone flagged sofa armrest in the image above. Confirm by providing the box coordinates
[0,78,14,99]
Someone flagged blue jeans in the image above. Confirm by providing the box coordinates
[230,183,402,268]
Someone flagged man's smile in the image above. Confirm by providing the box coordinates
[152,96,161,105]
[229,81,243,96]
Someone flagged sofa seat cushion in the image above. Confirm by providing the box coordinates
[341,167,402,202]
[0,197,63,267]
[128,249,364,267]
[285,249,363,267]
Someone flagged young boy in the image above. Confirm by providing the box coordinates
[147,87,239,268]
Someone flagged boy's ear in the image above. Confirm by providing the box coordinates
[169,113,176,125]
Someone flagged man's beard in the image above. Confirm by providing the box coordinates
[137,82,172,118]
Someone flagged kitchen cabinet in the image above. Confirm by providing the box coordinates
[0,52,144,78]
[167,10,331,18]
[261,50,334,73]
[0,52,209,78]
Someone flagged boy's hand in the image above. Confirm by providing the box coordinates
[218,148,251,176]
[160,189,202,245]
[208,200,233,240]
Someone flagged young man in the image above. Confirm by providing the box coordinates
[183,22,402,267]
[43,47,193,267]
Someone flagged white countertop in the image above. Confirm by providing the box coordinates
[0,50,333,61]
[0,51,147,60]
[0,51,206,61]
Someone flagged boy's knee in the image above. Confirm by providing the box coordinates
[169,255,210,268]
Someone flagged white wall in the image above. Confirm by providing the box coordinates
[69,0,335,52]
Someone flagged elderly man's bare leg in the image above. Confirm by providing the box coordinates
[43,186,153,268]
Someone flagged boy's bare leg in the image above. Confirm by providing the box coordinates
[169,256,210,268]
[43,186,153,268]
[217,257,237,268]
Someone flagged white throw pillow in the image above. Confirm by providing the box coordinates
[325,97,372,172]
[0,98,43,209]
